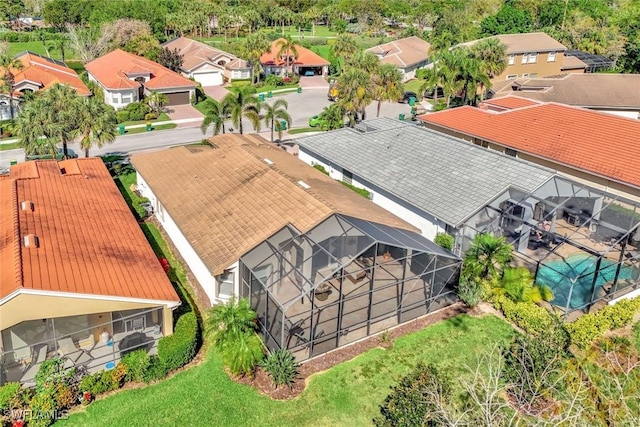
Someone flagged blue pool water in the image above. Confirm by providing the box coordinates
[536,255,638,309]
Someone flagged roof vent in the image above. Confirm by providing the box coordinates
[297,180,310,189]
[23,234,40,248]
[263,158,274,165]
[20,201,34,212]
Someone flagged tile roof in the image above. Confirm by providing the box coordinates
[296,118,555,227]
[366,36,432,68]
[481,95,541,111]
[0,159,179,304]
[260,39,329,67]
[460,32,567,54]
[1,52,90,96]
[162,37,249,71]
[85,49,196,91]
[131,134,414,276]
[418,103,640,189]
[491,73,640,109]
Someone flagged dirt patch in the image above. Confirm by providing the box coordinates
[236,303,470,400]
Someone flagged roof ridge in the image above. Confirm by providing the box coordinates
[10,179,23,292]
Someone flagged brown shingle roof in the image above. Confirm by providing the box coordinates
[366,36,432,68]
[0,159,179,304]
[418,103,640,190]
[131,135,415,276]
[162,37,249,71]
[460,32,567,54]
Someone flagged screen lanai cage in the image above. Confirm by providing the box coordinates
[460,175,640,321]
[240,214,461,361]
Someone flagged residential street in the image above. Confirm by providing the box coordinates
[0,88,419,168]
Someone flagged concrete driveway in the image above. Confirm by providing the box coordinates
[166,104,203,128]
[299,76,329,90]
[203,85,230,101]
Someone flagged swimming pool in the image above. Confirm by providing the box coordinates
[536,254,638,309]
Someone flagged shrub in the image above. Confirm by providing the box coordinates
[123,101,151,121]
[260,348,300,388]
[633,321,640,352]
[143,356,169,383]
[457,279,483,307]
[121,350,151,382]
[0,382,24,412]
[434,232,455,251]
[374,363,451,427]
[221,332,264,377]
[79,370,119,395]
[28,393,57,427]
[110,363,127,388]
[493,294,557,336]
[313,164,328,175]
[79,372,101,393]
[116,110,130,123]
[158,312,198,371]
[264,74,284,87]
[144,112,158,121]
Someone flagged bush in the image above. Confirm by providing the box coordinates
[158,312,198,371]
[221,332,264,377]
[79,370,119,395]
[123,101,151,121]
[116,110,130,123]
[0,382,24,412]
[493,294,557,336]
[374,362,451,427]
[566,297,640,349]
[121,349,151,382]
[313,164,328,174]
[144,112,158,121]
[633,321,640,352]
[434,232,455,251]
[143,355,169,383]
[457,279,483,307]
[260,348,300,388]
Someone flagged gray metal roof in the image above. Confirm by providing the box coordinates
[296,118,556,227]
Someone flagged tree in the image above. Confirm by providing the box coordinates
[346,50,380,74]
[330,34,357,73]
[240,32,271,84]
[498,267,553,303]
[262,99,291,143]
[0,47,24,120]
[47,37,68,62]
[66,24,112,63]
[470,37,507,81]
[77,96,117,157]
[317,103,345,131]
[275,36,299,75]
[157,47,183,72]
[462,233,512,281]
[222,86,261,135]
[123,33,161,59]
[371,63,404,117]
[200,98,228,137]
[335,68,373,126]
[480,3,533,36]
[144,90,169,116]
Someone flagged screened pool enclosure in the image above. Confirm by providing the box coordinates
[240,214,461,360]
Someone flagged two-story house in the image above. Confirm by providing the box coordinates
[366,36,432,82]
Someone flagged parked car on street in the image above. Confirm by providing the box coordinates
[399,91,418,103]
[423,87,445,99]
[26,148,79,161]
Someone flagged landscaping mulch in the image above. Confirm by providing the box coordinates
[237,302,470,400]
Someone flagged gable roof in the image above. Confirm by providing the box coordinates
[0,159,180,304]
[131,134,414,276]
[260,39,329,67]
[1,51,90,96]
[491,73,640,109]
[85,49,196,91]
[418,103,640,190]
[460,32,567,54]
[162,37,249,71]
[366,36,432,68]
[295,118,555,227]
[482,95,541,111]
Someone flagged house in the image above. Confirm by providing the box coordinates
[295,117,555,247]
[0,159,180,386]
[459,32,586,81]
[131,134,461,360]
[260,39,329,77]
[488,74,640,119]
[162,37,251,86]
[366,36,432,81]
[0,51,90,120]
[417,101,640,201]
[295,118,640,321]
[85,49,197,108]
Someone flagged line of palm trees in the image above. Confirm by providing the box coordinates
[200,86,291,143]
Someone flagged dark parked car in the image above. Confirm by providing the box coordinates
[423,87,445,99]
[26,147,78,161]
[399,91,418,103]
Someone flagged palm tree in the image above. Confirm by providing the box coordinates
[317,103,345,130]
[241,32,270,84]
[275,36,298,76]
[462,233,512,281]
[206,298,257,346]
[470,38,507,100]
[200,98,227,136]
[346,50,380,74]
[14,101,59,158]
[458,55,491,106]
[331,34,357,73]
[0,50,24,120]
[77,96,117,157]
[222,86,261,135]
[262,99,291,142]
[47,37,68,62]
[144,90,169,116]
[498,267,554,303]
[372,63,404,117]
[336,68,373,126]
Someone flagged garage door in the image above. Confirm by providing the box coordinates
[194,72,222,86]
[165,91,190,106]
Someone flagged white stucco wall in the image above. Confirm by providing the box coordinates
[106,89,138,108]
[592,109,639,120]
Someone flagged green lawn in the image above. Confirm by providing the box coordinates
[123,123,176,135]
[404,79,425,94]
[58,315,513,427]
[310,45,332,60]
[5,41,79,61]
[288,127,320,134]
[255,84,299,94]
[0,142,19,150]
[120,113,171,126]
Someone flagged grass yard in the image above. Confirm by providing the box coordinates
[120,112,170,126]
[0,142,19,150]
[58,315,513,427]
[288,127,320,134]
[404,79,426,94]
[310,45,332,60]
[124,123,176,135]
[5,41,79,61]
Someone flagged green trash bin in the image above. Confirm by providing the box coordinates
[267,91,273,98]
[409,97,416,106]
[258,93,265,102]
[297,87,302,94]
[10,159,17,166]
[280,120,287,131]
[118,124,125,135]
[146,122,152,132]
[398,113,405,121]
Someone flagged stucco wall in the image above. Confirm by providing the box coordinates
[495,51,568,81]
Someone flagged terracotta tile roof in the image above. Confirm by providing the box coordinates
[162,37,249,71]
[491,73,640,109]
[481,95,541,111]
[85,49,196,91]
[460,32,567,54]
[260,39,329,67]
[131,135,415,276]
[0,159,180,304]
[418,103,640,189]
[0,52,90,96]
[366,36,432,68]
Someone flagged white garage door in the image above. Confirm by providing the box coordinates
[194,72,222,87]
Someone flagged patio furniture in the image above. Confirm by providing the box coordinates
[58,336,92,368]
[20,345,48,383]
[119,332,151,358]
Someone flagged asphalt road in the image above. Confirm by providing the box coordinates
[0,89,418,168]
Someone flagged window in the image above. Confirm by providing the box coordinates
[508,54,515,65]
[548,51,556,62]
[343,169,353,185]
[480,141,489,148]
[505,148,518,157]
[111,96,118,104]
[522,73,529,78]
[529,73,538,78]
[521,54,528,64]
[507,74,517,80]
[218,271,234,298]
[122,96,131,104]
[528,52,537,63]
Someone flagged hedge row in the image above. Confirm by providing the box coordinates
[0,31,66,42]
[492,294,556,336]
[158,312,198,371]
[565,297,640,349]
